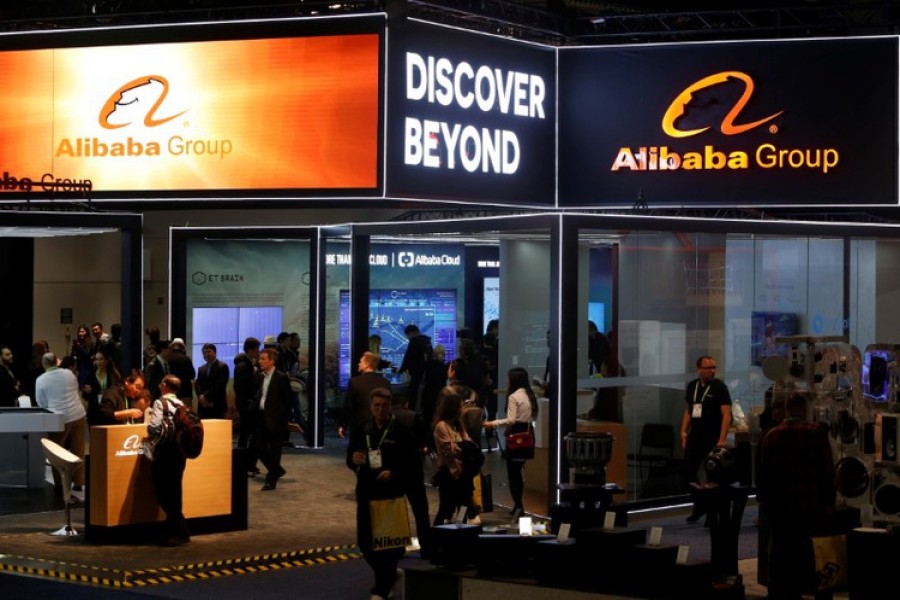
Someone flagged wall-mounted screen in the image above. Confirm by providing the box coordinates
[483,277,499,332]
[191,306,283,373]
[338,289,457,388]
[589,302,605,334]
[863,349,893,402]
[750,311,797,366]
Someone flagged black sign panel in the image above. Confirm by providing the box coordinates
[386,21,556,206]
[558,37,898,207]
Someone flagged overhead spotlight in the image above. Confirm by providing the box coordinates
[590,17,605,25]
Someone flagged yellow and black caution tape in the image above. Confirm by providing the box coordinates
[0,543,362,588]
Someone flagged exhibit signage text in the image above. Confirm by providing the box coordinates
[403,52,546,175]
[1,171,92,193]
[325,250,462,267]
[610,71,841,175]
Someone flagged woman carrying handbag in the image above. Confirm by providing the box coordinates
[485,367,538,515]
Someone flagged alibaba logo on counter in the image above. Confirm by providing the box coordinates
[98,75,188,130]
[661,71,783,139]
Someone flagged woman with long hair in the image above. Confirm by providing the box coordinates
[431,385,474,525]
[71,325,94,390]
[485,367,539,514]
[84,347,122,425]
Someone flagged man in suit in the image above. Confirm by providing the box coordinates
[338,352,391,439]
[233,337,260,460]
[195,343,230,419]
[166,338,196,407]
[254,347,292,491]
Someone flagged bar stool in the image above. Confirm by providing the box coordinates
[40,437,84,536]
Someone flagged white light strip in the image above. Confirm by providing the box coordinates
[312,227,327,449]
[0,227,116,237]
[554,213,564,505]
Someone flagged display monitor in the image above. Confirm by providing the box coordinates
[339,289,457,388]
[191,306,283,373]
[588,302,605,334]
[750,311,798,366]
[483,277,499,332]
[863,349,893,402]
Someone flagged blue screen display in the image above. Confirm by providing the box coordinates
[339,289,457,388]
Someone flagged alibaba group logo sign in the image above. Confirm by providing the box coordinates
[99,75,188,130]
[661,71,783,139]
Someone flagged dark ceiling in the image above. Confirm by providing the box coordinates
[4,1,900,45]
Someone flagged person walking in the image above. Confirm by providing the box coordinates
[485,367,538,515]
[347,387,417,600]
[253,348,292,491]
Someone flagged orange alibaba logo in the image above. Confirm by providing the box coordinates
[99,75,188,130]
[661,71,783,139]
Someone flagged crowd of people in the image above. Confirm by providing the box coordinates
[341,321,544,599]
[6,319,547,595]
[5,314,849,599]
[681,353,841,599]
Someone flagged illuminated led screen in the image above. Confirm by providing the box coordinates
[0,21,382,198]
[558,37,899,207]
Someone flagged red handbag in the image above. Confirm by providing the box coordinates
[505,424,535,459]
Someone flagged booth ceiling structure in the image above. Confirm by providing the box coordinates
[5,1,900,44]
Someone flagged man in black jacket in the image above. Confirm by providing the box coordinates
[233,337,260,455]
[166,338,196,407]
[339,352,391,439]
[195,343,229,419]
[398,324,432,411]
[348,388,418,600]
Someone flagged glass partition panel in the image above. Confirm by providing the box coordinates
[324,237,352,431]
[181,234,314,445]
[575,226,857,504]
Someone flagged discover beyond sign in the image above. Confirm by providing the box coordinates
[386,21,556,207]
[558,37,898,207]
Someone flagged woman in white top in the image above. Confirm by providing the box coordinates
[485,367,538,514]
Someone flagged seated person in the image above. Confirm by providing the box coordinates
[96,370,146,425]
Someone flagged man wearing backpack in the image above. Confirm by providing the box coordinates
[148,375,190,546]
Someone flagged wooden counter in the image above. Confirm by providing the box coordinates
[88,420,232,528]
